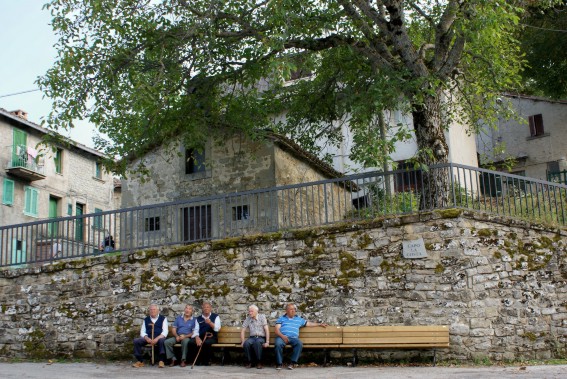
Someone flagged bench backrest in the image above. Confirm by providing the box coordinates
[217,325,449,348]
[342,325,450,347]
[217,326,343,345]
[217,326,242,344]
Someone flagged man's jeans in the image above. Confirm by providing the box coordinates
[274,336,303,364]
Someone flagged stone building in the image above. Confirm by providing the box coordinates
[0,108,117,265]
[477,94,567,182]
[121,131,354,246]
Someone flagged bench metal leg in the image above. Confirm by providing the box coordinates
[323,348,328,367]
[220,347,226,366]
[352,348,358,367]
[433,349,437,367]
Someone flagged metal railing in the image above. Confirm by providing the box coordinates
[5,144,45,174]
[548,170,567,185]
[1,163,566,268]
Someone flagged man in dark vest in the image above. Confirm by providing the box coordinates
[132,303,169,368]
[189,301,222,366]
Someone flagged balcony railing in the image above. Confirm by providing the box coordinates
[5,144,45,180]
[1,163,566,268]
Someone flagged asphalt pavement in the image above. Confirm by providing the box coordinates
[0,362,565,379]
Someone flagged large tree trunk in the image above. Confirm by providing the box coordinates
[411,93,450,210]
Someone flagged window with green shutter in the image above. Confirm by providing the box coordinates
[24,186,39,217]
[54,148,63,174]
[94,208,103,229]
[95,162,102,179]
[2,178,15,205]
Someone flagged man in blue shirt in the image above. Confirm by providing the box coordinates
[165,305,197,367]
[274,303,328,370]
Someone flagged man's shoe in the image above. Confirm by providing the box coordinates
[276,364,282,370]
[180,360,186,367]
[257,363,264,369]
[288,362,298,370]
[169,359,176,367]
[158,361,165,368]
[245,363,253,369]
[132,361,144,368]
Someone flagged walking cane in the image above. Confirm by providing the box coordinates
[150,323,155,365]
[191,332,213,369]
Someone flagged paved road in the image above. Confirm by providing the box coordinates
[1,362,565,379]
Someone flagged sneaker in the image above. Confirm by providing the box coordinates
[169,359,176,367]
[132,361,144,368]
[288,362,298,370]
[257,363,264,369]
[276,364,282,370]
[158,361,165,368]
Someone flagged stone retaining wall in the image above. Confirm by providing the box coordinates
[1,209,566,362]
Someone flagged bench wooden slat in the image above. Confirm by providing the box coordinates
[343,337,449,345]
[343,326,448,333]
[342,343,449,348]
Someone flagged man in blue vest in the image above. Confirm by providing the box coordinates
[132,304,169,368]
[274,303,328,370]
[189,301,221,366]
[165,304,197,367]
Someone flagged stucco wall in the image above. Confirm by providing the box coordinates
[477,96,567,180]
[1,210,565,362]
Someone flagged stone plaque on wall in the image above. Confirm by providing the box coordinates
[402,238,427,259]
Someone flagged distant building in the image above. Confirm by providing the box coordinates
[0,108,117,263]
[477,94,567,183]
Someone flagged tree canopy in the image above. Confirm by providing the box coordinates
[39,0,526,181]
[518,0,567,99]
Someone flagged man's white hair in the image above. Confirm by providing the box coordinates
[248,304,259,312]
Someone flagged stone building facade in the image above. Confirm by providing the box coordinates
[0,108,117,265]
[120,132,354,246]
[0,210,565,362]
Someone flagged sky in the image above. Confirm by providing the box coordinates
[0,0,95,148]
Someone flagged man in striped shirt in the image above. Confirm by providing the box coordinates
[274,303,328,370]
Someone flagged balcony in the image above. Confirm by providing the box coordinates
[5,144,46,181]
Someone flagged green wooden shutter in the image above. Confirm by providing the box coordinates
[94,208,103,229]
[48,197,58,237]
[11,239,26,267]
[2,178,14,205]
[12,129,27,166]
[54,148,62,174]
[24,186,39,217]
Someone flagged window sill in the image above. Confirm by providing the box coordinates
[526,133,550,141]
[92,176,105,183]
[185,170,212,181]
[23,212,39,218]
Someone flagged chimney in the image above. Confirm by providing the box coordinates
[10,109,28,120]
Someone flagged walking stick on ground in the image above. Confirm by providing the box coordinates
[150,323,155,365]
[191,332,213,369]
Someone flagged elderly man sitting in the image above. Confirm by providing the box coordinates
[240,304,270,369]
[132,303,168,368]
[165,304,197,367]
[274,303,327,370]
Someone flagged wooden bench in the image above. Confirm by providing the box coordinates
[167,324,449,366]
[213,326,343,365]
[341,325,450,366]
